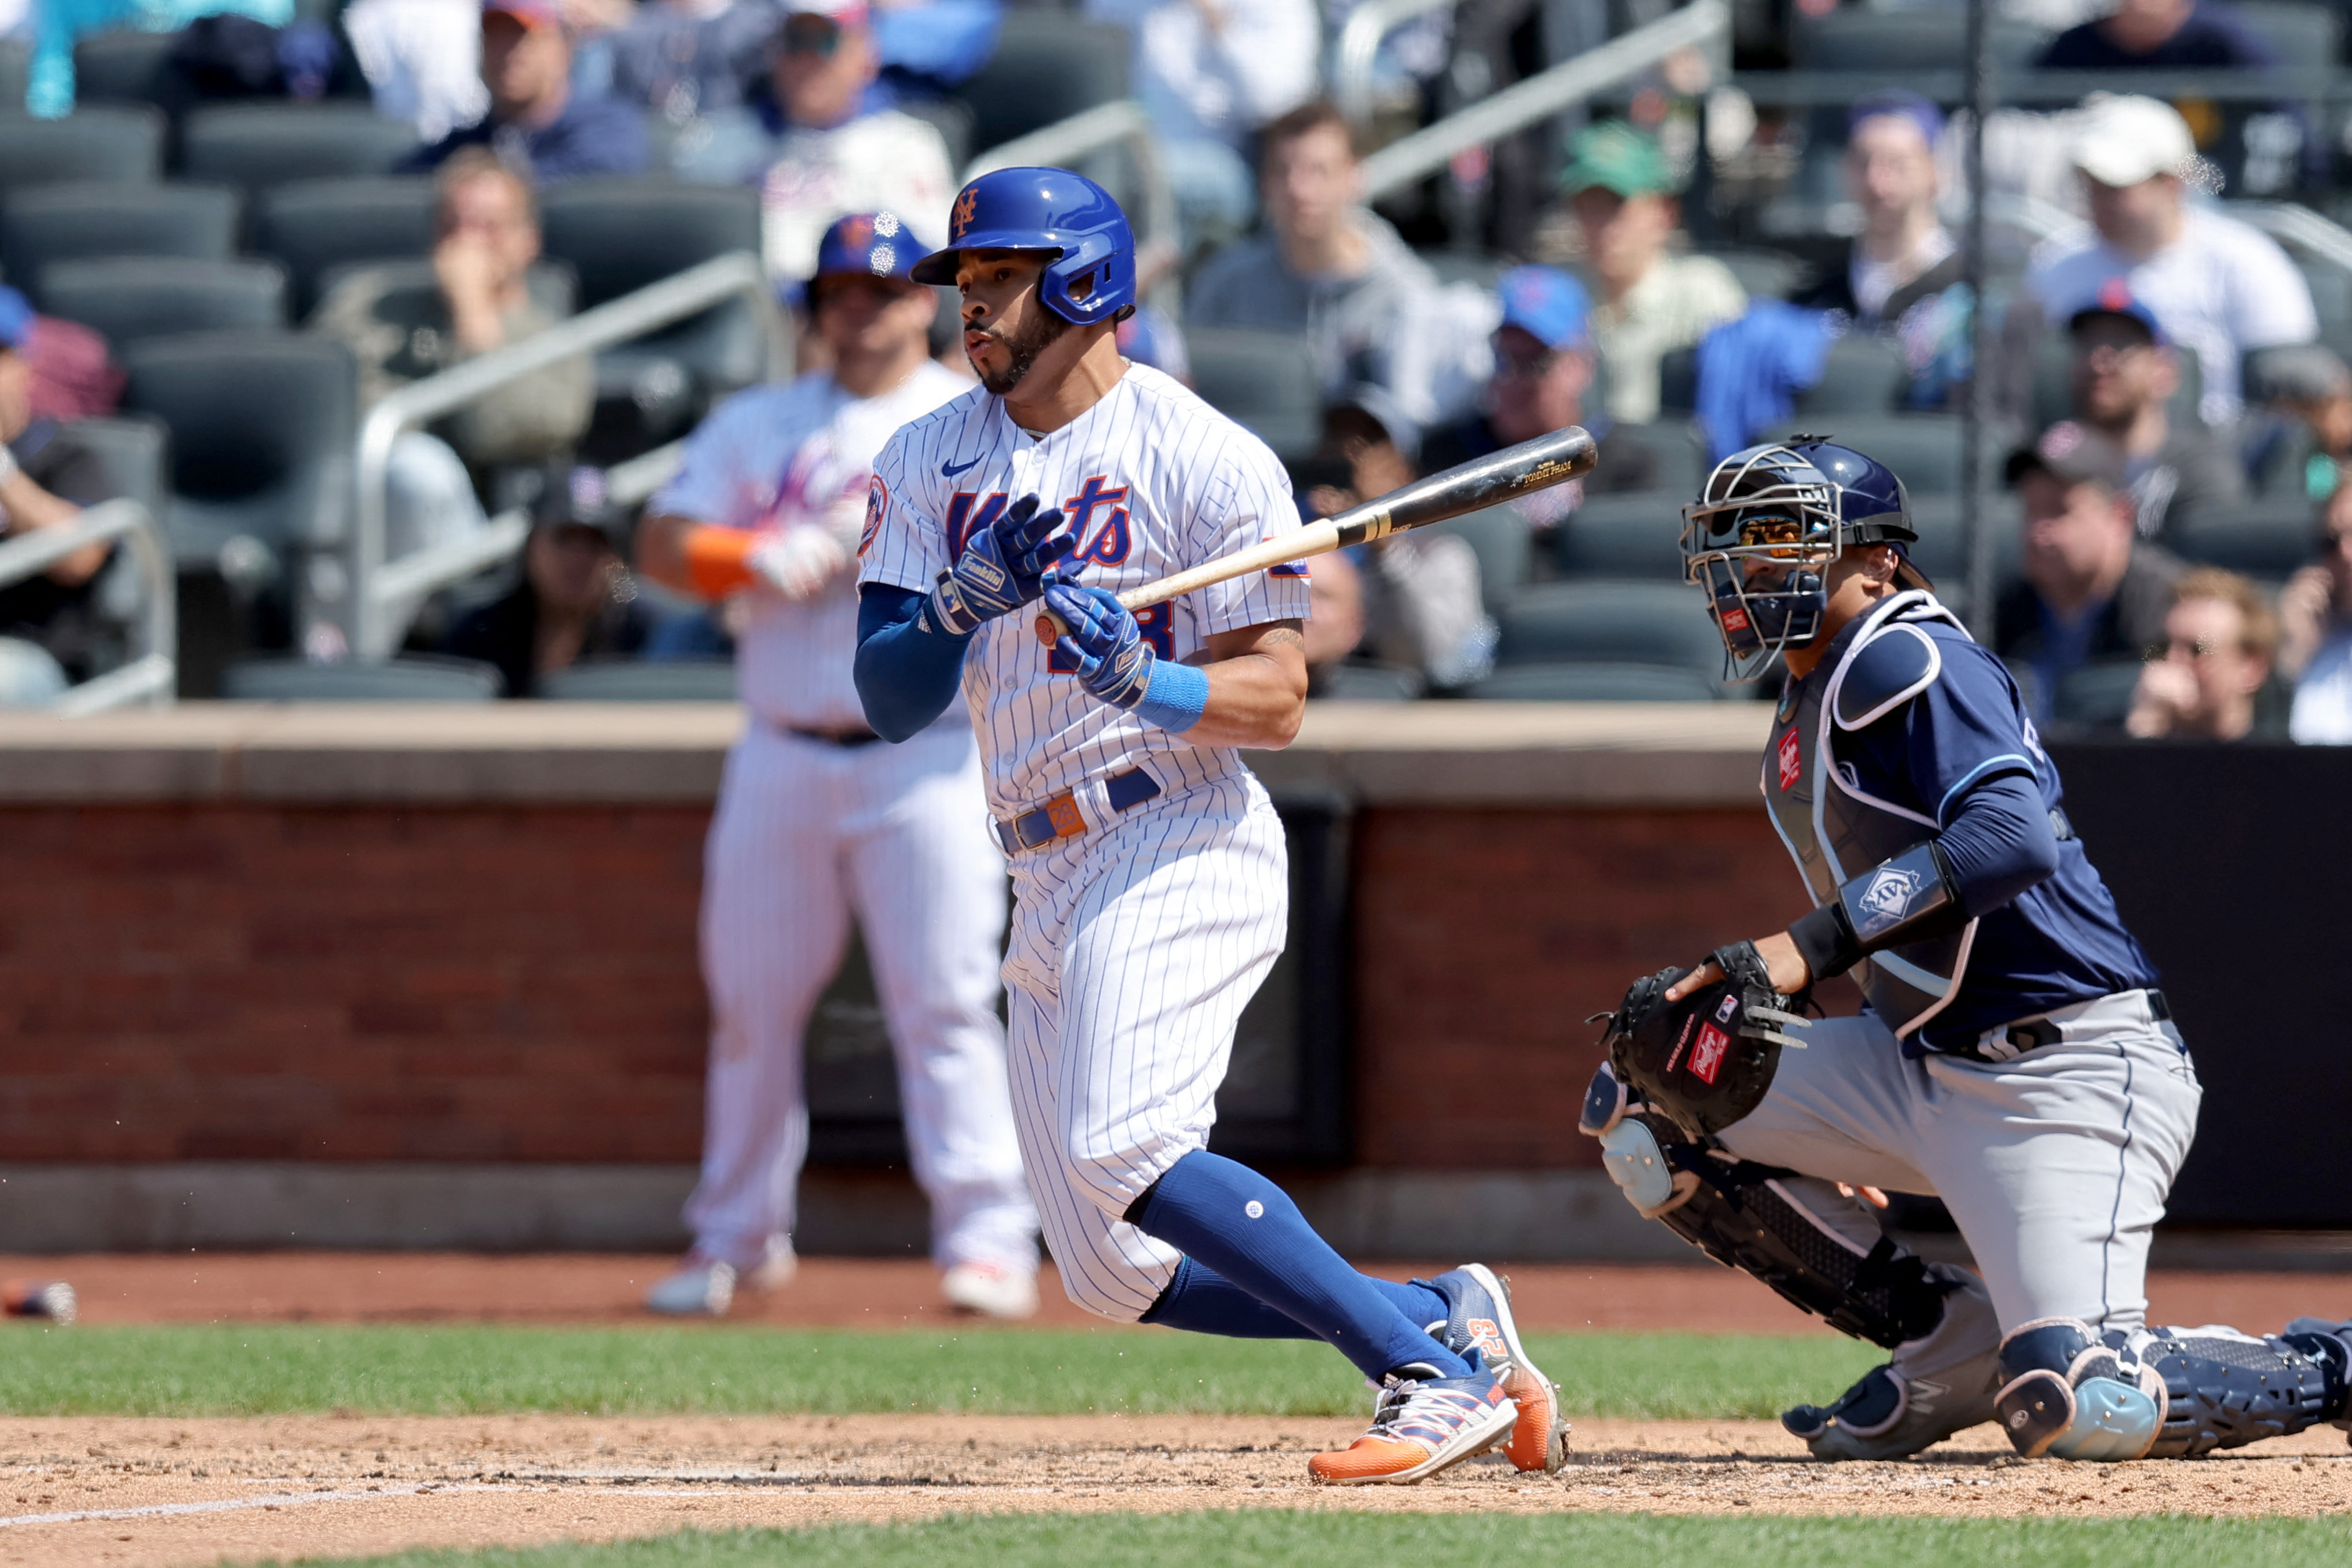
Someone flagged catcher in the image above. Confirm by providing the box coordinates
[1579,436,2351,1463]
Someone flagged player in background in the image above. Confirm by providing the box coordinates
[633,212,1041,1322]
[853,167,1567,1486]
[1581,437,2351,1462]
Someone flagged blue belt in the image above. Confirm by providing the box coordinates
[994,768,1161,854]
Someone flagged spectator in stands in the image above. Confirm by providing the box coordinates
[2126,566,2289,739]
[1420,266,1658,534]
[611,0,783,133]
[2279,481,2352,742]
[1188,100,1490,427]
[1083,0,1319,242]
[2065,286,2242,540]
[445,467,656,694]
[676,0,957,284]
[348,0,492,142]
[1789,91,1970,409]
[1560,120,1745,427]
[2021,95,2314,428]
[0,288,119,706]
[1996,423,2183,721]
[403,0,651,185]
[312,150,595,571]
[2251,343,2352,499]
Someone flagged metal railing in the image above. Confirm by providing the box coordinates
[1732,66,2338,108]
[2235,201,2352,280]
[1359,0,1730,202]
[1333,0,1458,128]
[965,100,1180,311]
[0,499,174,714]
[346,250,773,661]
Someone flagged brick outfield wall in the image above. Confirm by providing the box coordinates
[0,801,1821,1170]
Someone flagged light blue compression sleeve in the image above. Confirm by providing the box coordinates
[1133,657,1209,734]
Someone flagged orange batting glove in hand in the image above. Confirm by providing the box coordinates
[683,525,850,604]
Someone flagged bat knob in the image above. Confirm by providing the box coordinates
[1034,607,1068,646]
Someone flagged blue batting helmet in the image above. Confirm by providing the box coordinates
[909,167,1136,325]
[1680,436,1929,680]
[811,210,921,284]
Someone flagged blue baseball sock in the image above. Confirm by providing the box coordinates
[1127,1151,1470,1382]
[1141,1258,1451,1343]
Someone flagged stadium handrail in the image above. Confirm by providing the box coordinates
[0,497,174,714]
[345,250,772,661]
[1731,67,2336,107]
[1333,0,1457,127]
[2233,201,2352,280]
[1359,0,1730,201]
[964,100,1179,310]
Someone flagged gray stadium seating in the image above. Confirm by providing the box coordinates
[222,654,502,701]
[181,104,419,199]
[2171,499,2320,581]
[1184,327,1322,462]
[539,660,739,700]
[1466,662,1721,701]
[0,181,239,298]
[40,257,288,348]
[2051,660,2145,729]
[1494,580,1726,676]
[0,109,164,191]
[255,177,438,316]
[955,12,1129,155]
[1552,490,1687,580]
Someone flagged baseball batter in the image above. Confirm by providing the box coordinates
[634,212,1041,1322]
[1580,436,2350,1462]
[854,167,1567,1485]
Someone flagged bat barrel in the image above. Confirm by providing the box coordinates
[1327,424,1596,546]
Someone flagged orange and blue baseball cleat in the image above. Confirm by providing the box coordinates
[1425,1263,1570,1473]
[1308,1348,1517,1485]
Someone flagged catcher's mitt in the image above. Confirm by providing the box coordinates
[1595,941,1810,1141]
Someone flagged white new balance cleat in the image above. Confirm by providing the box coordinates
[941,1261,1039,1320]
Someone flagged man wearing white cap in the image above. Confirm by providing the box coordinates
[2025,94,2314,427]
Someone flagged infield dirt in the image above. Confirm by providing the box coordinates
[1,1411,2347,1568]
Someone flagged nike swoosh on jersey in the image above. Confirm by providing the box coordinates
[942,456,982,476]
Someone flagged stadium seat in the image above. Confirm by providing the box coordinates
[1429,503,1530,614]
[955,12,1130,155]
[221,653,502,700]
[0,39,27,114]
[0,182,239,299]
[180,104,419,199]
[1709,248,1812,302]
[1603,422,1705,495]
[1465,661,1720,701]
[1902,493,2025,600]
[539,660,738,700]
[1658,346,1698,414]
[1183,327,1322,461]
[1792,332,1907,417]
[1315,663,1423,701]
[60,413,171,519]
[40,257,288,349]
[71,30,177,108]
[1767,416,1970,495]
[1552,490,1687,580]
[2233,2,2340,70]
[119,331,357,570]
[537,178,765,438]
[2171,499,2320,581]
[0,109,165,191]
[1792,9,2050,73]
[254,177,438,316]
[2050,660,2144,729]
[898,98,974,176]
[1494,579,1725,675]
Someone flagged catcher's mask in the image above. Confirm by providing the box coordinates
[1680,437,1929,681]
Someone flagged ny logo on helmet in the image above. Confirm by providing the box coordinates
[953,188,979,240]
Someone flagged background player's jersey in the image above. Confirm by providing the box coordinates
[652,359,971,732]
[860,363,1311,818]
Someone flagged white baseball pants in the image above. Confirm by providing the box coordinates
[999,771,1291,1322]
[683,719,1039,1274]
[1714,991,2201,1341]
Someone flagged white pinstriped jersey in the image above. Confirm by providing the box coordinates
[858,363,1313,818]
[651,360,971,731]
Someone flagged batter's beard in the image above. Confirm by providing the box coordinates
[973,307,1073,396]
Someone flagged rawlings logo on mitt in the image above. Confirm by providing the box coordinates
[1594,941,1811,1141]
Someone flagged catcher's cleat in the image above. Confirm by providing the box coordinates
[1782,1358,1997,1461]
[941,1261,1039,1320]
[1308,1349,1517,1485]
[1424,1263,1569,1473]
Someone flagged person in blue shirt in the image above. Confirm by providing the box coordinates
[403,0,650,187]
[1579,436,2352,1466]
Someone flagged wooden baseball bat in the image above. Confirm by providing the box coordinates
[1033,424,1599,645]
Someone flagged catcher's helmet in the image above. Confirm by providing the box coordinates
[1680,436,1929,681]
[910,167,1136,326]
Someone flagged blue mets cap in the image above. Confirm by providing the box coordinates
[810,211,920,284]
[0,286,33,350]
[2068,278,2167,346]
[1495,265,1589,352]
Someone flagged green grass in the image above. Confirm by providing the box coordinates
[0,1325,1880,1419]
[293,1513,2352,1568]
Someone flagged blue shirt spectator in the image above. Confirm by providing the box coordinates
[403,0,650,185]
[610,0,783,127]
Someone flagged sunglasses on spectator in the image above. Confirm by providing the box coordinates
[2158,635,2220,660]
[1495,346,1561,379]
[781,16,842,55]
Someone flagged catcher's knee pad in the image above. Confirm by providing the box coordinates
[1995,1318,2166,1461]
[1581,1070,1949,1351]
[2137,1322,2352,1458]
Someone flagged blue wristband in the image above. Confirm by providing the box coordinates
[1133,656,1209,735]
